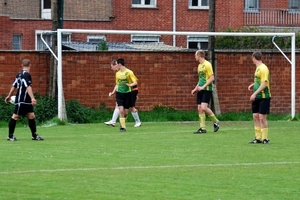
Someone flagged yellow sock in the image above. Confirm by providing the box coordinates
[119,117,126,129]
[261,128,268,140]
[255,126,262,140]
[199,114,206,129]
[209,114,218,123]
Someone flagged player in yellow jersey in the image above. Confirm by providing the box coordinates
[105,60,142,128]
[191,50,220,134]
[248,51,271,144]
[115,58,138,132]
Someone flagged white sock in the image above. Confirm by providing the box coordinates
[111,108,119,123]
[131,111,141,123]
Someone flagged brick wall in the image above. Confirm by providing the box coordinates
[0,51,297,115]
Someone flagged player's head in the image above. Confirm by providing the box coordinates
[252,51,262,61]
[22,59,31,67]
[195,50,205,62]
[110,60,118,71]
[116,58,125,66]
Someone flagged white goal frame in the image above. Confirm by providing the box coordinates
[56,29,296,119]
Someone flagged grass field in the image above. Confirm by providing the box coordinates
[1,121,299,200]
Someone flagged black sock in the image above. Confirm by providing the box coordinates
[8,118,17,138]
[28,118,37,137]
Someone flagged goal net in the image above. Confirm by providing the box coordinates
[52,29,296,120]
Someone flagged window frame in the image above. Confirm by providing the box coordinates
[131,34,160,43]
[12,34,22,50]
[41,0,51,19]
[244,0,259,13]
[188,0,209,10]
[132,0,157,8]
[87,36,106,43]
[187,36,208,50]
[36,30,71,50]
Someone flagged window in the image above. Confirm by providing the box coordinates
[41,0,51,19]
[132,0,156,7]
[187,36,208,50]
[189,0,209,9]
[36,30,70,50]
[289,0,300,9]
[131,35,160,43]
[87,36,106,43]
[12,35,22,50]
[244,0,259,12]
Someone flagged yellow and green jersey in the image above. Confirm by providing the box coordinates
[254,63,271,98]
[115,68,138,93]
[198,60,214,91]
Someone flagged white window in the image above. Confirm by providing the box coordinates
[36,30,71,50]
[244,0,259,12]
[41,0,51,19]
[132,0,156,8]
[12,35,22,50]
[187,36,208,50]
[189,0,209,9]
[131,35,160,43]
[87,36,106,43]
[289,0,300,9]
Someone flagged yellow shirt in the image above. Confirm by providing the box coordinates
[115,68,138,93]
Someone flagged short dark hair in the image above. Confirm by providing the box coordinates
[252,51,262,61]
[116,58,125,66]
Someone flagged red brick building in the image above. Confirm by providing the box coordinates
[0,0,299,50]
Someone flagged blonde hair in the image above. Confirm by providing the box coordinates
[22,59,31,67]
[196,50,205,58]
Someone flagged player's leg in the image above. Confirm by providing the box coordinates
[104,103,119,127]
[250,99,262,143]
[117,92,127,131]
[201,91,220,132]
[130,90,141,127]
[194,91,207,134]
[7,113,19,141]
[27,109,44,140]
[259,98,271,144]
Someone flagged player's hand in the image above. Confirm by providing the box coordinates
[250,94,256,102]
[109,92,113,97]
[31,99,37,106]
[4,96,10,104]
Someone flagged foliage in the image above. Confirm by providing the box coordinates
[34,93,58,123]
[0,95,297,126]
[97,40,109,51]
[215,26,300,49]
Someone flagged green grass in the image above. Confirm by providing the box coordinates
[1,121,300,200]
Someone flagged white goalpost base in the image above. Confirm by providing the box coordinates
[55,29,296,120]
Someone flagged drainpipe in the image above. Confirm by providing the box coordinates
[173,0,176,46]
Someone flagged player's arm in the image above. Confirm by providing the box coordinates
[191,83,199,95]
[109,85,118,97]
[26,86,37,106]
[198,75,214,91]
[248,83,254,91]
[5,86,16,103]
[250,81,267,101]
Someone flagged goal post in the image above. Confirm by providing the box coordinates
[56,29,296,120]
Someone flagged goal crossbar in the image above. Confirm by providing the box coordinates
[56,29,296,119]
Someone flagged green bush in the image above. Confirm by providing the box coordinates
[0,94,296,126]
[215,26,300,49]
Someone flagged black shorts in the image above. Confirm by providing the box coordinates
[130,90,138,107]
[116,92,131,109]
[252,98,271,114]
[14,103,34,116]
[196,90,212,104]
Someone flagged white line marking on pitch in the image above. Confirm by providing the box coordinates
[0,161,299,175]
